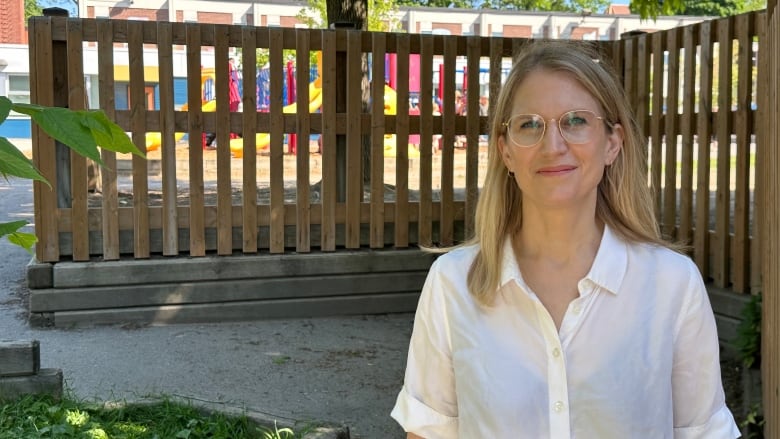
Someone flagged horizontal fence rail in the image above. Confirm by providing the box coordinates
[28,12,764,294]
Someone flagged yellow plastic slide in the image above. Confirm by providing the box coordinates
[144,101,214,152]
[381,85,420,159]
[229,82,323,158]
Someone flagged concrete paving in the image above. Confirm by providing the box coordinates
[0,175,410,438]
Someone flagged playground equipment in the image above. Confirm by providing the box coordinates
[228,81,323,158]
[144,101,214,152]
[382,85,420,159]
[145,70,218,152]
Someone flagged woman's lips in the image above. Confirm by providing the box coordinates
[537,165,576,175]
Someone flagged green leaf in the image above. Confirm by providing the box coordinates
[0,137,49,185]
[0,220,29,238]
[0,220,38,254]
[0,96,11,125]
[11,104,103,163]
[7,231,36,254]
[83,111,144,157]
[175,429,192,438]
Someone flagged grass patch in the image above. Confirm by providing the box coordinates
[0,394,303,438]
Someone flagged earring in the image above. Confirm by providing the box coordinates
[507,169,515,179]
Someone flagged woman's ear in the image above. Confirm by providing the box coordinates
[498,134,512,170]
[605,123,624,166]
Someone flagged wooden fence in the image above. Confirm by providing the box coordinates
[29,11,764,295]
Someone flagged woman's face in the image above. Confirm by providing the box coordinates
[498,68,623,214]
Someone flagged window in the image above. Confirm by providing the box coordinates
[7,76,31,117]
[8,75,30,105]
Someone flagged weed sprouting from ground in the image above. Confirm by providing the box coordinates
[0,394,302,438]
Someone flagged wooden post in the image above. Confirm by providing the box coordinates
[330,21,356,202]
[42,8,72,209]
[761,0,779,436]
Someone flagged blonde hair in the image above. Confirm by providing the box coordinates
[465,40,676,307]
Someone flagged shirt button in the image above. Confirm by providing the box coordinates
[572,304,582,315]
[553,401,565,413]
[552,348,561,358]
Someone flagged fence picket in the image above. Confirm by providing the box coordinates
[321,30,337,251]
[678,24,697,246]
[345,30,362,249]
[394,33,411,248]
[296,29,312,252]
[663,27,681,240]
[185,23,206,256]
[695,21,714,278]
[66,19,89,261]
[269,27,285,253]
[714,17,734,288]
[733,13,754,293]
[370,32,386,249]
[97,18,119,261]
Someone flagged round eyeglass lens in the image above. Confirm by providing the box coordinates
[506,110,602,147]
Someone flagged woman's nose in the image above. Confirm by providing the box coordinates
[539,120,568,153]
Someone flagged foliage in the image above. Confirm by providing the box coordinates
[628,0,686,19]
[679,0,740,16]
[741,403,765,439]
[0,96,144,254]
[0,394,306,438]
[24,0,43,20]
[736,293,762,369]
[299,0,400,31]
[396,0,473,7]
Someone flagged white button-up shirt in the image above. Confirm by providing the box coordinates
[391,226,740,438]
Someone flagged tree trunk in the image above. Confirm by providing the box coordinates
[326,0,372,190]
[326,0,368,30]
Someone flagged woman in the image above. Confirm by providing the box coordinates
[391,41,739,438]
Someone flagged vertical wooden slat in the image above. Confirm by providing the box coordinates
[622,38,636,114]
[30,18,59,262]
[635,34,650,140]
[464,35,480,240]
[66,18,89,261]
[157,21,178,256]
[732,13,753,294]
[694,21,714,277]
[369,32,386,249]
[269,27,285,253]
[761,5,779,435]
[662,28,680,239]
[394,33,411,248]
[129,21,150,259]
[97,19,119,261]
[418,34,434,247]
[751,12,766,294]
[488,38,502,118]
[345,30,362,249]
[186,23,206,257]
[242,26,258,254]
[650,32,664,221]
[296,29,311,252]
[320,29,337,251]
[439,36,456,247]
[214,24,232,255]
[678,24,697,246]
[713,17,733,288]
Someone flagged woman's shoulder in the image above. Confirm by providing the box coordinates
[430,243,480,269]
[630,241,701,280]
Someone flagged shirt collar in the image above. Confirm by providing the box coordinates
[498,224,628,296]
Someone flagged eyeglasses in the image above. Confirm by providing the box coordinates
[501,109,613,148]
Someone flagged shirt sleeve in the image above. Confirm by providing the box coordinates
[671,263,741,439]
[391,261,459,438]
